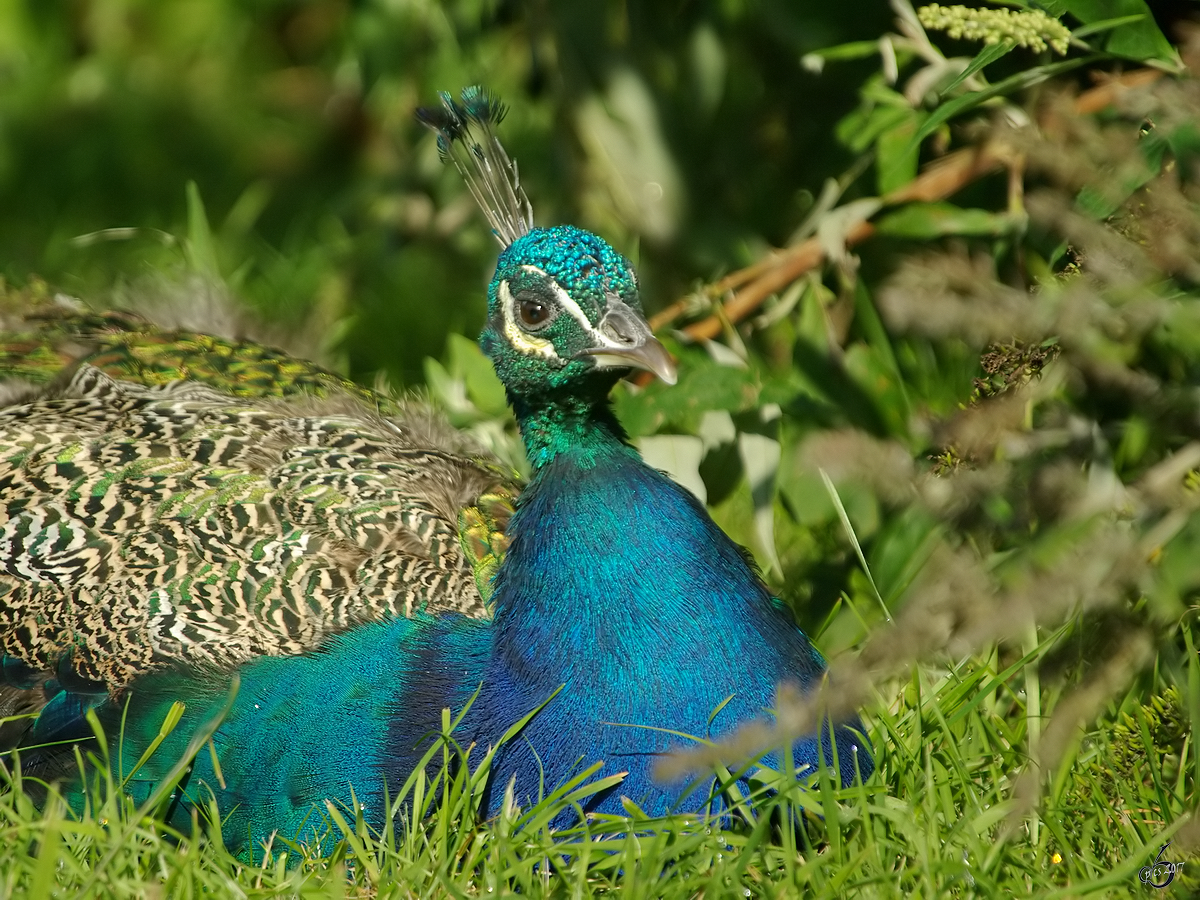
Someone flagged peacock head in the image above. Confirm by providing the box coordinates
[418,88,675,401]
[481,225,674,398]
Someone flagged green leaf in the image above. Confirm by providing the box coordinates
[739,429,782,575]
[423,357,469,419]
[1042,0,1176,63]
[1074,130,1162,218]
[876,113,924,195]
[821,469,890,620]
[853,280,910,428]
[122,700,186,787]
[185,181,220,278]
[842,343,909,437]
[29,798,63,898]
[941,41,1015,96]
[638,434,708,502]
[802,40,881,64]
[837,101,911,154]
[649,360,759,431]
[877,202,1018,239]
[1071,13,1152,40]
[777,465,836,527]
[447,333,509,418]
[866,506,943,610]
[910,55,1094,151]
[611,379,669,438]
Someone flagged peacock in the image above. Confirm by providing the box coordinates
[0,88,872,857]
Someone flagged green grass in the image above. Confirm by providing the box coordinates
[1,637,1193,898]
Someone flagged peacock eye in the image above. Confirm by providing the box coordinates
[515,292,556,331]
[520,300,547,324]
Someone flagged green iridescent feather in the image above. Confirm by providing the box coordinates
[0,289,374,405]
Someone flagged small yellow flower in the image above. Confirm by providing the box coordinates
[918,4,1072,55]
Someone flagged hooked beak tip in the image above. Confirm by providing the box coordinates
[578,337,677,385]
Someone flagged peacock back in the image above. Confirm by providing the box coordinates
[0,298,515,701]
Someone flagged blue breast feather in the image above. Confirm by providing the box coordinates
[91,435,871,852]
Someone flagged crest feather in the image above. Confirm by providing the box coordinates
[416,87,534,247]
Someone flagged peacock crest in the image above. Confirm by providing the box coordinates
[416,87,533,246]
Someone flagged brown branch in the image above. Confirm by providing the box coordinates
[678,225,868,342]
[1073,67,1162,114]
[648,254,787,333]
[653,68,1163,340]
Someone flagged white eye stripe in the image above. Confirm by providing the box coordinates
[514,265,639,353]
[518,265,596,337]
[498,279,563,364]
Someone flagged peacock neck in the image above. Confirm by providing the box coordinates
[489,400,789,689]
[470,387,836,809]
[511,391,636,472]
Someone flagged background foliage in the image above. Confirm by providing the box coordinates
[0,0,893,384]
[2,0,1200,896]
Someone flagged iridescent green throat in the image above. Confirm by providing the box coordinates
[511,392,635,470]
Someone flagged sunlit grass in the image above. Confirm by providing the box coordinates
[1,633,1192,898]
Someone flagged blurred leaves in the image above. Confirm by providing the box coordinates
[0,0,895,385]
[876,200,1017,237]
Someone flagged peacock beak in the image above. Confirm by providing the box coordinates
[576,300,678,385]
